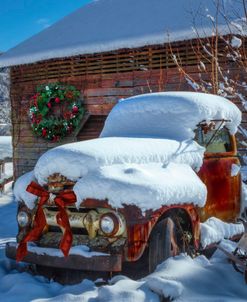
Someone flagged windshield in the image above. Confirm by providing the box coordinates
[195,122,232,153]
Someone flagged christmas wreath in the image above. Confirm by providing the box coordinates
[29,83,84,141]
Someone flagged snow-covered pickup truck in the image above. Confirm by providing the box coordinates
[6,92,243,280]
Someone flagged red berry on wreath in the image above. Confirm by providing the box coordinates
[72,105,79,114]
[47,102,52,108]
[42,128,47,137]
[55,97,60,103]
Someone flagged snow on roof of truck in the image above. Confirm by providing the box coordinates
[0,0,245,67]
[100,92,241,140]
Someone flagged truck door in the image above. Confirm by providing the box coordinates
[196,122,241,222]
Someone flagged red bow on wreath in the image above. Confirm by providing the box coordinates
[16,181,76,262]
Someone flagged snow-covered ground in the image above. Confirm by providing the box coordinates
[2,162,13,179]
[0,136,12,160]
[1,187,247,302]
[0,136,13,191]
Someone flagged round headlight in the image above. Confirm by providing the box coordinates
[99,214,118,236]
[17,211,30,228]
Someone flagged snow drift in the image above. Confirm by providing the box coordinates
[0,136,12,160]
[200,217,244,248]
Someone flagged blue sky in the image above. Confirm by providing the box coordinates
[0,0,92,52]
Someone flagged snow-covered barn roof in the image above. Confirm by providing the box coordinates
[0,0,245,67]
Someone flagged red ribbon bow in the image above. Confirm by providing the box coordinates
[16,181,77,262]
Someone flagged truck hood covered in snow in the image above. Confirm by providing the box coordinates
[73,162,207,210]
[14,137,207,210]
[33,137,204,185]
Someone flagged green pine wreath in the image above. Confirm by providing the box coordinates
[29,83,84,142]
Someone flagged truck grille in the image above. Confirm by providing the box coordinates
[43,206,92,230]
[39,205,127,253]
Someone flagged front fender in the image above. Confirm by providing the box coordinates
[123,204,200,262]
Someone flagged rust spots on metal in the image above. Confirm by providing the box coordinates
[198,156,241,222]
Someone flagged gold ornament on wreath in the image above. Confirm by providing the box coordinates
[29,83,84,142]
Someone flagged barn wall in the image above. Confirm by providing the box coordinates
[10,42,247,179]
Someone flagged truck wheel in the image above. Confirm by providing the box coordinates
[148,217,179,273]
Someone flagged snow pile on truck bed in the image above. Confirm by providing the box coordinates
[101,92,241,140]
[34,137,204,185]
[74,163,207,210]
